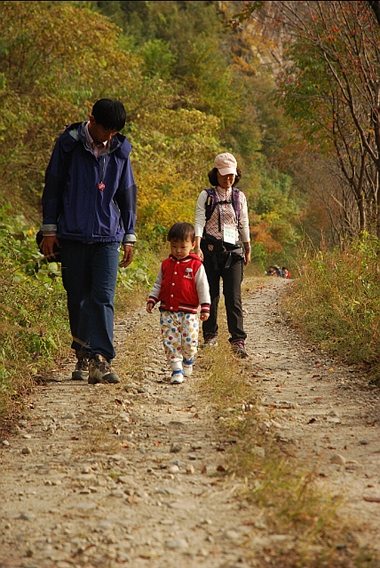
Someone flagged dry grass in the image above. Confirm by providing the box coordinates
[195,284,379,568]
[282,237,380,383]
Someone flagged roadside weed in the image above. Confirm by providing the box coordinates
[284,235,380,382]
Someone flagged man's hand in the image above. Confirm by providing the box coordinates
[40,235,60,259]
[120,244,134,267]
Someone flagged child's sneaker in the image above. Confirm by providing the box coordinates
[171,369,184,384]
[183,358,193,377]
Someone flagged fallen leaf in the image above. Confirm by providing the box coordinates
[363,496,380,503]
[127,496,139,504]
[308,418,316,424]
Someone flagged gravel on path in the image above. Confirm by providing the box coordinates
[1,277,380,567]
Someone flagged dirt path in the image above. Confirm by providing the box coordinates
[1,278,380,568]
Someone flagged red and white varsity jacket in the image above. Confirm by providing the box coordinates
[148,254,210,314]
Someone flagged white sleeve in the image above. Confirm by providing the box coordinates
[194,263,211,306]
[239,192,250,242]
[194,190,208,238]
[148,265,163,303]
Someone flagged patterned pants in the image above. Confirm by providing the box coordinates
[160,311,199,371]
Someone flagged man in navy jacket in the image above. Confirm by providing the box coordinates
[40,99,137,384]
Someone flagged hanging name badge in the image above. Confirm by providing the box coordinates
[98,182,105,191]
[223,224,236,244]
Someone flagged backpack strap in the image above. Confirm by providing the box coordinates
[204,187,216,221]
[231,187,241,221]
[204,186,241,222]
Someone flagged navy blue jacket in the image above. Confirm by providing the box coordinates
[42,122,137,244]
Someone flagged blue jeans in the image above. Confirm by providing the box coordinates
[60,240,121,362]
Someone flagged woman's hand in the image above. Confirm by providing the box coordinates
[194,245,203,261]
[243,242,251,266]
[244,249,251,266]
[194,236,203,261]
[200,312,209,321]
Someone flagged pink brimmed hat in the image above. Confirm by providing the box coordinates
[214,152,237,176]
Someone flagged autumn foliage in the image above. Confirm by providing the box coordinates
[0,0,304,262]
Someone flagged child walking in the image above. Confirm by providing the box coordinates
[146,222,211,384]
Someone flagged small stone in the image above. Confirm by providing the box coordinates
[118,476,138,487]
[359,440,368,445]
[20,512,36,520]
[252,446,265,458]
[168,465,180,474]
[327,416,341,424]
[110,489,125,498]
[2,440,10,446]
[170,443,182,453]
[225,530,240,541]
[330,454,346,465]
[186,465,195,474]
[345,462,363,471]
[117,553,131,562]
[63,413,75,419]
[165,538,188,550]
[21,447,32,455]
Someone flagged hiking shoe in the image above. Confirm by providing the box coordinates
[171,370,184,384]
[183,359,193,377]
[88,354,120,384]
[72,351,89,380]
[231,340,248,358]
[200,335,218,349]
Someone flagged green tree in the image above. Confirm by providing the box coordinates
[275,1,380,239]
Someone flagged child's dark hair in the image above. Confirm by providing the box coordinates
[91,99,126,131]
[167,222,195,242]
[208,167,242,187]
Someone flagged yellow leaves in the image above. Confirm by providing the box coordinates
[136,169,196,237]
